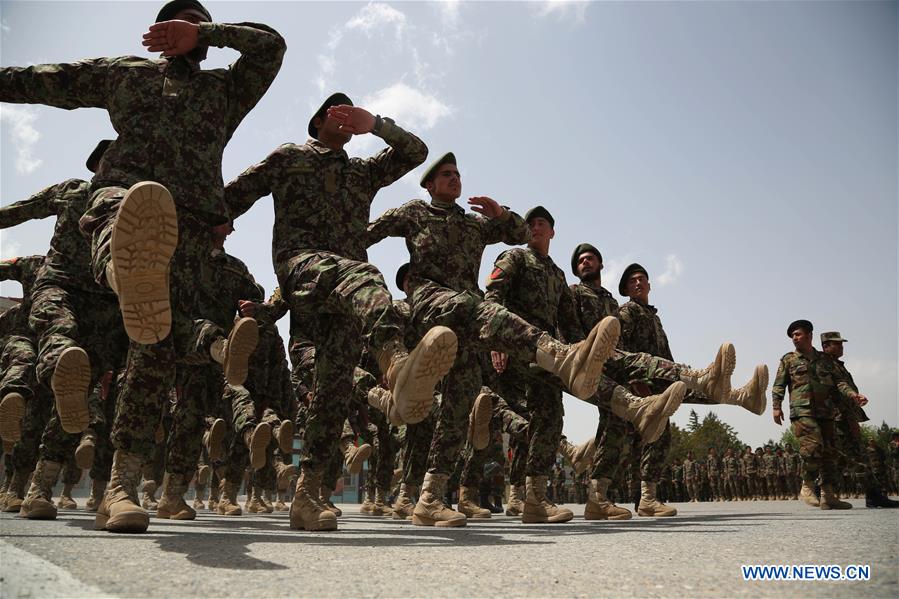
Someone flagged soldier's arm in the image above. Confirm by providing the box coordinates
[483,250,522,306]
[482,208,531,246]
[771,357,789,410]
[365,205,410,248]
[0,258,25,284]
[616,303,637,351]
[0,59,111,108]
[196,23,286,135]
[224,146,286,220]
[0,181,67,229]
[253,295,290,328]
[364,120,429,189]
[831,363,861,403]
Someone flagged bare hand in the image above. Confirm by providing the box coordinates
[468,197,505,219]
[238,300,257,318]
[491,351,508,374]
[143,20,199,56]
[327,105,375,135]
[853,393,868,407]
[773,407,784,426]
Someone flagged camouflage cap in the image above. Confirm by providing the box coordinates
[571,243,602,276]
[524,206,554,228]
[395,262,410,292]
[308,92,353,139]
[86,139,114,173]
[156,0,211,23]
[820,331,847,344]
[787,319,813,337]
[618,263,648,296]
[420,152,456,188]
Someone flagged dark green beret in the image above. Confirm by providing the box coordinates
[420,152,456,188]
[308,92,353,139]
[618,263,648,296]
[395,263,410,292]
[570,243,602,276]
[86,139,114,173]
[156,0,211,23]
[787,319,813,337]
[524,206,554,228]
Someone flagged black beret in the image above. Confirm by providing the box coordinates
[570,243,602,276]
[308,92,353,139]
[420,152,456,188]
[395,263,410,292]
[524,206,554,228]
[618,263,648,296]
[156,0,211,23]
[787,319,813,337]
[86,139,114,173]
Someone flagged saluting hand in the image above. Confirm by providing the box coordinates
[853,393,868,407]
[143,20,199,57]
[468,196,505,219]
[327,105,376,135]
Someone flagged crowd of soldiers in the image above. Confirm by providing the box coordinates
[0,0,896,537]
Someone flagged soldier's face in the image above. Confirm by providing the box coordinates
[577,252,602,283]
[528,217,554,246]
[427,165,462,201]
[626,272,650,303]
[315,114,353,146]
[822,341,844,359]
[791,328,813,352]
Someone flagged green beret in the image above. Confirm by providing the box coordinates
[787,319,813,337]
[524,206,554,228]
[86,139,114,173]
[308,92,353,139]
[618,263,648,296]
[420,152,456,188]
[820,331,847,344]
[570,243,602,276]
[156,0,211,23]
[395,263,410,292]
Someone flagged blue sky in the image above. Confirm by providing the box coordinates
[2,1,897,448]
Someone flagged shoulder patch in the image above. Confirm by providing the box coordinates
[490,267,504,280]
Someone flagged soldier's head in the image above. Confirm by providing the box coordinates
[420,152,461,203]
[765,445,772,454]
[787,319,814,353]
[755,447,763,454]
[619,263,650,304]
[525,206,555,255]
[309,92,354,148]
[708,447,716,455]
[820,331,847,359]
[156,0,212,62]
[572,243,603,284]
[210,219,234,249]
[744,445,752,453]
[785,444,794,453]
[396,263,411,296]
[776,447,783,455]
[687,451,694,459]
[86,139,114,173]
[725,447,733,456]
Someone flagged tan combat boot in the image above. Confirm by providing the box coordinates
[370,489,393,516]
[377,326,458,424]
[391,483,416,520]
[799,482,819,507]
[141,480,159,510]
[0,392,26,442]
[204,418,226,460]
[571,438,597,475]
[210,317,259,386]
[275,461,297,490]
[75,429,97,470]
[261,488,275,513]
[52,347,92,433]
[522,475,573,523]
[58,482,78,509]
[95,450,149,533]
[638,481,677,517]
[85,478,107,512]
[820,484,852,510]
[678,343,736,403]
[246,485,267,513]
[156,472,196,520]
[535,318,620,400]
[243,422,272,471]
[276,419,294,454]
[457,486,491,519]
[2,469,29,513]
[726,364,768,415]
[367,387,403,426]
[108,181,178,344]
[290,469,338,531]
[0,474,10,510]
[468,391,492,451]
[275,490,289,512]
[193,481,207,510]
[341,439,372,475]
[217,480,243,516]
[610,382,685,445]
[360,489,376,514]
[208,480,221,511]
[505,484,526,516]
[20,460,62,519]
[558,437,580,472]
[320,486,341,516]
[585,478,632,520]
[412,473,466,527]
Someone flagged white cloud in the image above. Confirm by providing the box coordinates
[0,236,22,261]
[0,104,42,174]
[346,2,407,41]
[1,19,11,34]
[532,0,591,24]
[437,0,461,26]
[656,254,684,287]
[363,82,452,131]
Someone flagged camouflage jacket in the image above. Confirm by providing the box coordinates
[569,282,620,338]
[225,121,428,273]
[366,199,530,295]
[484,247,582,343]
[742,453,758,475]
[830,358,868,423]
[0,179,108,294]
[672,464,683,482]
[784,451,800,475]
[772,349,855,421]
[0,255,45,318]
[706,455,720,476]
[0,303,29,341]
[762,453,777,476]
[1,23,285,225]
[722,455,738,476]
[775,455,787,476]
[617,299,673,360]
[683,459,696,479]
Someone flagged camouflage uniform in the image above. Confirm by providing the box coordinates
[683,457,697,501]
[706,451,722,500]
[784,446,801,498]
[0,256,45,404]
[829,358,879,491]
[762,449,777,499]
[772,349,855,486]
[723,452,739,500]
[741,449,758,498]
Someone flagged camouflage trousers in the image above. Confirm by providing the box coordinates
[166,364,226,477]
[792,417,838,485]
[834,417,875,487]
[222,383,286,482]
[323,420,357,490]
[361,410,398,497]
[401,408,437,488]
[724,474,738,499]
[9,387,51,474]
[459,408,513,489]
[88,373,117,483]
[0,334,38,401]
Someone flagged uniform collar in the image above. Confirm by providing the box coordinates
[429,199,464,215]
[307,139,349,160]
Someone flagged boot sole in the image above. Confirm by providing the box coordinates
[51,347,92,434]
[637,509,677,517]
[207,418,226,460]
[571,317,620,399]
[749,364,769,415]
[96,510,150,533]
[522,512,574,523]
[290,507,338,530]
[277,419,294,454]
[3,500,23,513]
[19,503,58,520]
[111,181,178,345]
[469,392,492,451]
[411,514,466,527]
[395,327,457,424]
[0,393,26,442]
[346,443,372,475]
[249,422,271,471]
[75,440,95,470]
[224,317,259,386]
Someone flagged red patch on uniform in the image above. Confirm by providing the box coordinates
[490,267,504,280]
